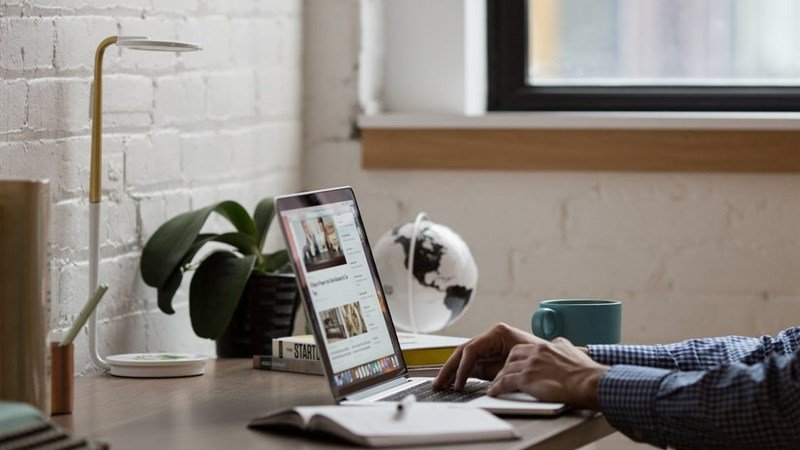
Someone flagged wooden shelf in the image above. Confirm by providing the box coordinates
[361,128,800,172]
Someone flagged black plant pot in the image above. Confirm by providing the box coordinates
[215,273,300,358]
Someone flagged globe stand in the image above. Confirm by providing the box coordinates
[406,212,429,334]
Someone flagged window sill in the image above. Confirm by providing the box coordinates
[359,113,800,172]
[359,112,800,130]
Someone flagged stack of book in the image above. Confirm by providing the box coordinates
[253,332,468,377]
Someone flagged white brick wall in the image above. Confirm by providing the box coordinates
[153,73,205,125]
[1,80,27,131]
[1,0,303,374]
[303,0,800,345]
[0,18,54,71]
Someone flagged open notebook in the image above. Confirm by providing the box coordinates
[248,404,519,447]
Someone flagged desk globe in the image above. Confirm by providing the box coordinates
[372,213,478,333]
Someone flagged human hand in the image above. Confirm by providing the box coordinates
[433,323,547,391]
[487,337,609,410]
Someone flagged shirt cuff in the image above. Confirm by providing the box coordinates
[598,365,672,445]
[588,344,678,368]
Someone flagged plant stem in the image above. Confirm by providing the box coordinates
[255,252,265,271]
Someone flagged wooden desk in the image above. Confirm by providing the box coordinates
[52,360,614,449]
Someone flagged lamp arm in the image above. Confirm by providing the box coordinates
[89,36,116,203]
[88,36,117,371]
[88,202,108,369]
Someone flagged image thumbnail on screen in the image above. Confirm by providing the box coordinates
[318,301,368,344]
[293,215,346,272]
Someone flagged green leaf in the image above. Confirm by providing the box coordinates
[187,234,218,258]
[158,270,182,314]
[215,201,258,239]
[253,198,276,250]
[156,234,218,315]
[142,205,215,288]
[140,201,257,289]
[262,249,290,273]
[212,232,259,256]
[189,252,256,339]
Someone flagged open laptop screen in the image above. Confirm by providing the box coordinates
[276,187,406,400]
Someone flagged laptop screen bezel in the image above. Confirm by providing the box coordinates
[275,186,408,402]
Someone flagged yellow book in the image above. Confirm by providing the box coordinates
[395,332,467,366]
[272,332,468,368]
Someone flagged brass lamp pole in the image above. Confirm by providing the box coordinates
[88,36,201,370]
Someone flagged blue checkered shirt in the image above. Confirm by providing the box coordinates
[588,327,800,449]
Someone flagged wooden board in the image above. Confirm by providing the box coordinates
[361,128,800,172]
[52,359,614,450]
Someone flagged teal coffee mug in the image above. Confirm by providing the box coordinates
[531,299,621,346]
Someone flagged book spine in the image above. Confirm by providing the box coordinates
[252,355,324,375]
[273,338,456,367]
[273,339,322,362]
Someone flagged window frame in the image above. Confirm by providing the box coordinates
[487,0,800,112]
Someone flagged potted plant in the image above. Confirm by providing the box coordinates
[140,198,300,357]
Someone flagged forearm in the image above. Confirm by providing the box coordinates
[588,327,800,370]
[599,353,800,449]
[588,344,680,369]
[587,339,758,370]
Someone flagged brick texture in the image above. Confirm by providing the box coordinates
[1,0,302,374]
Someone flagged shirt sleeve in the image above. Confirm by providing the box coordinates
[588,327,800,370]
[598,351,800,449]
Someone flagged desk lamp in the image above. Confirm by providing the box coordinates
[87,36,206,377]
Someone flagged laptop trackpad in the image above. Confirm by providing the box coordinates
[468,394,566,415]
[496,392,539,402]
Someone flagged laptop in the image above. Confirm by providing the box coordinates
[275,187,566,416]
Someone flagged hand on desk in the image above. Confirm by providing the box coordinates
[432,323,609,410]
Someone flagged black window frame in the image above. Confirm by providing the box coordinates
[487,0,800,112]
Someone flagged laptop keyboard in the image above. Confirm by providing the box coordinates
[377,380,491,403]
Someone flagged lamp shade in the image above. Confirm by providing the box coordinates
[116,37,201,52]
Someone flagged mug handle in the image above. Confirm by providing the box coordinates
[531,308,561,340]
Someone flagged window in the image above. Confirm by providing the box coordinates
[488,0,800,111]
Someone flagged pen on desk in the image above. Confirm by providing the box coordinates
[395,394,416,419]
[60,284,108,346]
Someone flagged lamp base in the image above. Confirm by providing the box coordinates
[106,353,207,378]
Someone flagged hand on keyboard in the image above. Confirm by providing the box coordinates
[378,380,491,403]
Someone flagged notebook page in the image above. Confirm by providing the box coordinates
[250,407,317,428]
[299,404,517,439]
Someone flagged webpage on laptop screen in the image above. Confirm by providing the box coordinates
[281,200,401,388]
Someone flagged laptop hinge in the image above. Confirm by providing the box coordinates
[344,377,409,402]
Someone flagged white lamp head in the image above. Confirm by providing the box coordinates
[116,36,201,52]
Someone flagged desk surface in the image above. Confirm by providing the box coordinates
[52,359,613,450]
